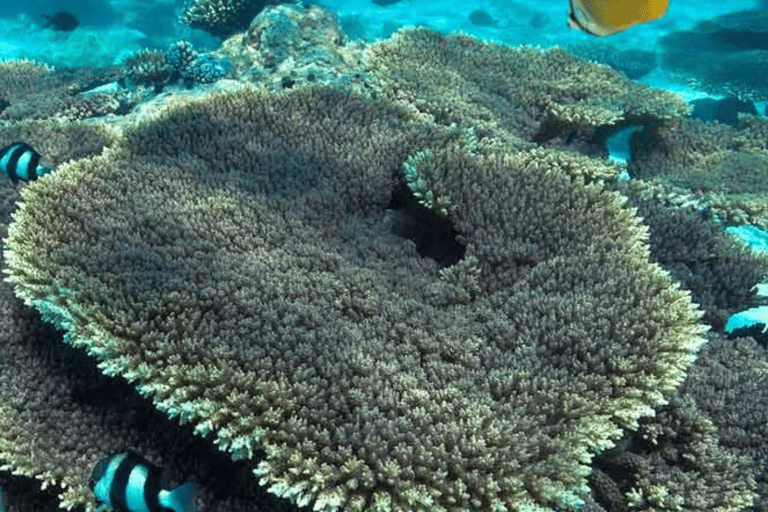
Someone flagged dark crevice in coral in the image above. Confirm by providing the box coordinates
[727,324,768,346]
[387,181,465,267]
[589,435,645,512]
[533,120,608,159]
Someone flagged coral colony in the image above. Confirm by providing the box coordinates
[0,2,766,512]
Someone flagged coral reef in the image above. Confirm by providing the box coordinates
[215,4,685,151]
[121,43,230,91]
[181,0,283,39]
[166,41,198,73]
[122,49,174,90]
[590,332,768,512]
[0,60,131,120]
[218,4,366,92]
[181,54,230,86]
[0,249,287,511]
[629,115,768,229]
[4,22,761,512]
[4,84,705,512]
[589,392,755,512]
[0,119,117,182]
[660,9,768,101]
[0,200,303,512]
[682,334,768,510]
[365,28,689,157]
[626,193,766,331]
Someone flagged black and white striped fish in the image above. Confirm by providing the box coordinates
[0,142,52,183]
[89,450,200,512]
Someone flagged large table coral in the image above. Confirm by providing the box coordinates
[4,85,705,512]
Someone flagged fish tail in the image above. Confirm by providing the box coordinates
[37,165,53,178]
[167,481,201,512]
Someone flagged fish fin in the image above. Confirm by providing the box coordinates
[162,481,201,512]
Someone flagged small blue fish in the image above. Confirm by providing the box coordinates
[0,142,52,183]
[89,450,200,512]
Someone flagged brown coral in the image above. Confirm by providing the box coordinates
[0,60,131,120]
[122,49,174,90]
[181,0,276,39]
[4,85,705,512]
[0,234,295,512]
[365,28,689,158]
[629,115,768,229]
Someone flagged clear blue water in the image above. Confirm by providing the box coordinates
[0,0,757,69]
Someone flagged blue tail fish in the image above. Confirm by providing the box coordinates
[0,142,53,183]
[89,450,200,512]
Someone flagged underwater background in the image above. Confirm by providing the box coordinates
[1,0,768,511]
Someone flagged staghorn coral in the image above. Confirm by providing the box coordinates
[122,49,174,90]
[0,118,301,512]
[181,0,280,39]
[167,41,199,73]
[0,60,132,121]
[588,332,768,512]
[589,393,756,512]
[122,43,231,91]
[625,192,766,332]
[365,28,689,158]
[182,54,230,86]
[0,119,117,184]
[0,223,293,512]
[583,190,768,510]
[585,337,764,512]
[403,149,453,217]
[0,118,118,241]
[4,85,706,512]
[167,41,231,87]
[681,333,768,511]
[629,115,768,229]
[0,60,60,100]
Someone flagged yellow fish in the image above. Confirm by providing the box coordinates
[568,0,669,36]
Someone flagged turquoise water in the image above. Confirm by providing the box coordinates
[0,0,757,67]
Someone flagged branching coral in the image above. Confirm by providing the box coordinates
[0,60,130,120]
[0,235,293,512]
[629,115,768,229]
[365,28,689,157]
[4,85,706,512]
[181,0,275,39]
